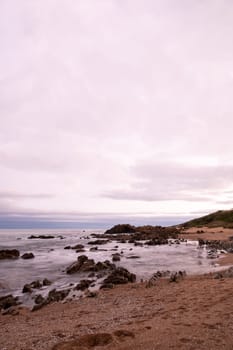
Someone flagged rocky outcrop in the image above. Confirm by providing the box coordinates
[198,239,233,252]
[0,249,20,260]
[105,224,136,234]
[101,267,136,288]
[21,252,34,259]
[66,255,115,274]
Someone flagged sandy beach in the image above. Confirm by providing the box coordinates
[1,272,233,350]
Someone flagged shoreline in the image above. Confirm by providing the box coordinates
[1,226,233,349]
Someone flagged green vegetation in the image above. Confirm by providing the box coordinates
[182,209,233,228]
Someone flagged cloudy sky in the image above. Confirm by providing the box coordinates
[1,0,233,228]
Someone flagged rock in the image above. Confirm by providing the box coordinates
[43,278,52,286]
[74,279,94,291]
[146,271,171,288]
[102,267,136,287]
[71,244,85,250]
[1,306,19,315]
[47,288,70,303]
[0,295,19,310]
[0,249,20,260]
[21,252,34,259]
[145,238,168,246]
[105,224,136,234]
[169,271,186,283]
[90,246,98,251]
[66,255,115,275]
[28,235,55,239]
[34,294,45,304]
[126,255,140,259]
[64,246,71,249]
[22,284,32,293]
[112,253,121,262]
[88,240,109,245]
[23,280,42,293]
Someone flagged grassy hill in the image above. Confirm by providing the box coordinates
[181,209,233,228]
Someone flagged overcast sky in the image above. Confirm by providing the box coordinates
[1,0,233,228]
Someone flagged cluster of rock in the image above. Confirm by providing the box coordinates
[64,244,85,252]
[213,266,233,279]
[100,224,180,246]
[22,278,52,293]
[0,249,35,260]
[66,255,115,274]
[146,270,186,288]
[198,239,233,253]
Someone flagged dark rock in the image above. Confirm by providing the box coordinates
[31,280,42,289]
[34,294,45,304]
[90,246,98,251]
[71,244,84,250]
[88,240,109,245]
[0,249,20,260]
[1,306,19,316]
[0,294,19,310]
[47,288,70,303]
[66,255,115,274]
[21,252,34,259]
[64,246,71,249]
[112,253,121,262]
[22,284,32,293]
[43,278,52,286]
[102,267,136,287]
[74,279,94,291]
[28,235,55,239]
[145,238,168,246]
[126,255,140,259]
[100,283,114,289]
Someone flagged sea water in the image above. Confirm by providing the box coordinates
[0,228,224,302]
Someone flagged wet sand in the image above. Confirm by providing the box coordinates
[1,274,233,350]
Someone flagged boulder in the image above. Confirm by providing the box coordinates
[112,253,121,262]
[102,267,136,287]
[21,252,34,259]
[0,249,20,260]
[0,294,20,310]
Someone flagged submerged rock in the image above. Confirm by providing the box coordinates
[112,253,121,262]
[74,279,94,291]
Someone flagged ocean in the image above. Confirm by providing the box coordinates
[0,228,223,307]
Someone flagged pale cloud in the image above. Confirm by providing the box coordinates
[1,0,233,227]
